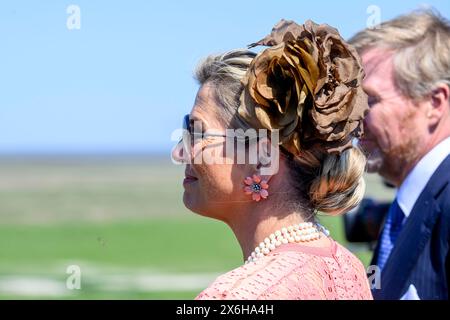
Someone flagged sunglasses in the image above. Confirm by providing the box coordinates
[180,114,258,156]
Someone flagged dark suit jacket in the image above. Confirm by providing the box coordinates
[371,155,450,300]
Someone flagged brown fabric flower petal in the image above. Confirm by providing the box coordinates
[238,19,369,155]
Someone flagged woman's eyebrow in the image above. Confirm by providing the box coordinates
[189,117,204,126]
[189,117,209,131]
[189,116,201,122]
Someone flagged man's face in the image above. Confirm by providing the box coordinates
[360,48,428,186]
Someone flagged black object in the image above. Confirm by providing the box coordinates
[344,198,390,243]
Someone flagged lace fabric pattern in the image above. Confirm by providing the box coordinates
[195,240,373,300]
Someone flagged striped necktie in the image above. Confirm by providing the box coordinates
[377,199,405,271]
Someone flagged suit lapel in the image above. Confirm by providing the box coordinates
[373,194,441,299]
[372,155,450,300]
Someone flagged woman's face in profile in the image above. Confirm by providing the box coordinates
[172,84,254,220]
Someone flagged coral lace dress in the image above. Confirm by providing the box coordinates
[195,239,373,300]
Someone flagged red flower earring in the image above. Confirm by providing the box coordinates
[244,174,269,202]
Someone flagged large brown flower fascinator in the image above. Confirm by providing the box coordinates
[238,19,368,155]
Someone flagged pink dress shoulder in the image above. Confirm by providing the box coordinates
[195,239,373,300]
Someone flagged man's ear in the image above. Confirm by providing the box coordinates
[427,83,450,126]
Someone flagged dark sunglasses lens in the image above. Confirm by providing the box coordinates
[183,115,190,131]
[181,115,191,155]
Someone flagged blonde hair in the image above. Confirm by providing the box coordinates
[195,50,256,129]
[349,8,450,100]
[307,148,366,215]
[195,49,366,216]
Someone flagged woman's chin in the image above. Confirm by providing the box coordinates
[183,192,216,219]
[183,191,202,214]
[183,191,193,208]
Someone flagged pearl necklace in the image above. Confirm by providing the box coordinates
[245,222,330,264]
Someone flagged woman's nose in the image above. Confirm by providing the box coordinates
[171,140,187,164]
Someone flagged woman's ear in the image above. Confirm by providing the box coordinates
[256,136,280,180]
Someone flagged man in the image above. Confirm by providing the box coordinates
[349,9,450,299]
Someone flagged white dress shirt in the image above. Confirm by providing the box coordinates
[395,136,450,299]
[397,136,450,218]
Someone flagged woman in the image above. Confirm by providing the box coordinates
[172,19,373,299]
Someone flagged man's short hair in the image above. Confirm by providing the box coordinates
[349,8,450,101]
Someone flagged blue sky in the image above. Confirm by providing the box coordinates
[1,0,449,154]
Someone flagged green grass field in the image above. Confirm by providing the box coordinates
[0,156,395,299]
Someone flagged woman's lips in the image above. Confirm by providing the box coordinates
[183,173,198,187]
